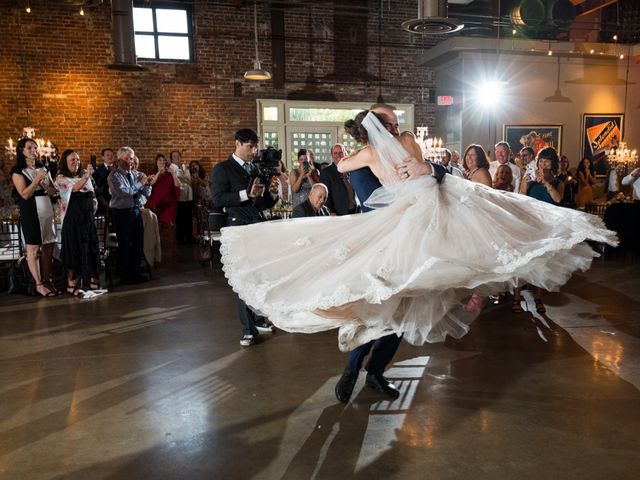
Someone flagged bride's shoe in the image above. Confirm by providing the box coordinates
[464,294,486,313]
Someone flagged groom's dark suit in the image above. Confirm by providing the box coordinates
[212,155,278,337]
[337,162,448,401]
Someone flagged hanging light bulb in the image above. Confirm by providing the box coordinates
[25,1,31,13]
[613,35,618,41]
[512,29,516,35]
[548,50,553,56]
[620,54,624,59]
[80,7,85,16]
[590,49,595,54]
[244,1,271,81]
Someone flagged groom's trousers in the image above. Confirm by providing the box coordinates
[346,333,402,376]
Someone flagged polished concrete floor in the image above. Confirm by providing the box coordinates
[1,247,639,479]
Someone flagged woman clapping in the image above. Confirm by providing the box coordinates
[10,138,57,297]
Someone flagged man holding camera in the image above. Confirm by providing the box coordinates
[212,128,279,346]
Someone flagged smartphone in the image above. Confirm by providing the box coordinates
[90,155,97,168]
[302,160,310,170]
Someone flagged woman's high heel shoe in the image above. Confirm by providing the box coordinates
[35,284,58,297]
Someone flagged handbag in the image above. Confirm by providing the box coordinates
[7,256,36,296]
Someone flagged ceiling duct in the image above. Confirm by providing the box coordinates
[108,0,144,71]
[402,0,464,34]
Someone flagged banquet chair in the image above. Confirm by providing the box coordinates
[95,214,118,288]
[200,211,226,268]
[0,219,23,290]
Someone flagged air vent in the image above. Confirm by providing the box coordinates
[402,0,464,34]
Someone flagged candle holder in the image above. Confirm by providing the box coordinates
[415,126,446,164]
[5,128,57,166]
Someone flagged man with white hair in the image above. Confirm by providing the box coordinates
[489,141,522,193]
[108,146,154,283]
[292,183,330,217]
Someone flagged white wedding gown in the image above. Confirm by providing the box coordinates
[220,114,617,351]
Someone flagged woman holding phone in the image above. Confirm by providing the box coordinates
[290,148,320,207]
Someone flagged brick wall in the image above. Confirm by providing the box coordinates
[0,0,436,172]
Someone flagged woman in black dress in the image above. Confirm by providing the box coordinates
[54,149,101,294]
[10,137,57,297]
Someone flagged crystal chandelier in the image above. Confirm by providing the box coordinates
[415,126,446,163]
[607,141,638,174]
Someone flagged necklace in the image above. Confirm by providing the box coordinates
[468,168,479,178]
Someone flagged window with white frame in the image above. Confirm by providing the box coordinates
[257,100,414,170]
[133,3,193,61]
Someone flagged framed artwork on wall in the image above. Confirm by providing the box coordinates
[502,125,563,157]
[581,113,624,176]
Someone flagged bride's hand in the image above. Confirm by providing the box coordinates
[396,157,432,179]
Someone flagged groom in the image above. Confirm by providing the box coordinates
[335,105,447,403]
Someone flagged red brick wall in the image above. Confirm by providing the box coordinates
[0,0,436,172]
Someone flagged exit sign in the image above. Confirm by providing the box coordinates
[437,96,454,106]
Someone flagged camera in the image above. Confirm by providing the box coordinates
[251,146,282,184]
[302,160,310,170]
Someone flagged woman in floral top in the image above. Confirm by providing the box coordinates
[55,149,101,294]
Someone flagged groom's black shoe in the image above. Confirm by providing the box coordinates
[335,370,358,403]
[365,373,400,399]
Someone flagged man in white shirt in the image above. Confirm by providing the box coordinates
[489,141,522,193]
[621,167,640,201]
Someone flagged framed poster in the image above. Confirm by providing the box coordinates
[581,113,624,175]
[502,125,563,156]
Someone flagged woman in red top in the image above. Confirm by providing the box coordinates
[146,154,180,225]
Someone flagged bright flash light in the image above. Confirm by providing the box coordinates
[475,80,508,108]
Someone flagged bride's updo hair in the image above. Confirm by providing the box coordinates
[344,110,386,144]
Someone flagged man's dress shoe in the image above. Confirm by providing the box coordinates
[335,370,358,403]
[365,373,400,399]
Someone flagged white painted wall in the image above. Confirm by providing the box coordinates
[431,47,639,168]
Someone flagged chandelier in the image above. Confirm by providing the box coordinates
[5,127,56,162]
[415,126,446,163]
[607,141,638,173]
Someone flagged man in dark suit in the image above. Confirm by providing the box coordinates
[335,105,448,403]
[93,148,115,215]
[320,144,357,216]
[212,128,278,347]
[292,183,330,218]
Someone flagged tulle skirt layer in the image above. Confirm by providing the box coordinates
[220,175,617,351]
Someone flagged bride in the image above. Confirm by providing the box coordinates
[219,111,617,351]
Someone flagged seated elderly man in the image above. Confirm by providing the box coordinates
[292,183,330,218]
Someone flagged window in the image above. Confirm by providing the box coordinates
[257,100,414,170]
[133,3,193,61]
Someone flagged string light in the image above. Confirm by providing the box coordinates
[25,1,31,13]
[613,35,618,41]
[620,54,624,59]
[512,29,516,35]
[590,49,595,54]
[80,7,84,16]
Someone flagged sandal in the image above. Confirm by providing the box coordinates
[66,283,82,297]
[512,300,524,313]
[534,298,546,313]
[89,279,102,290]
[464,294,486,313]
[35,284,57,297]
